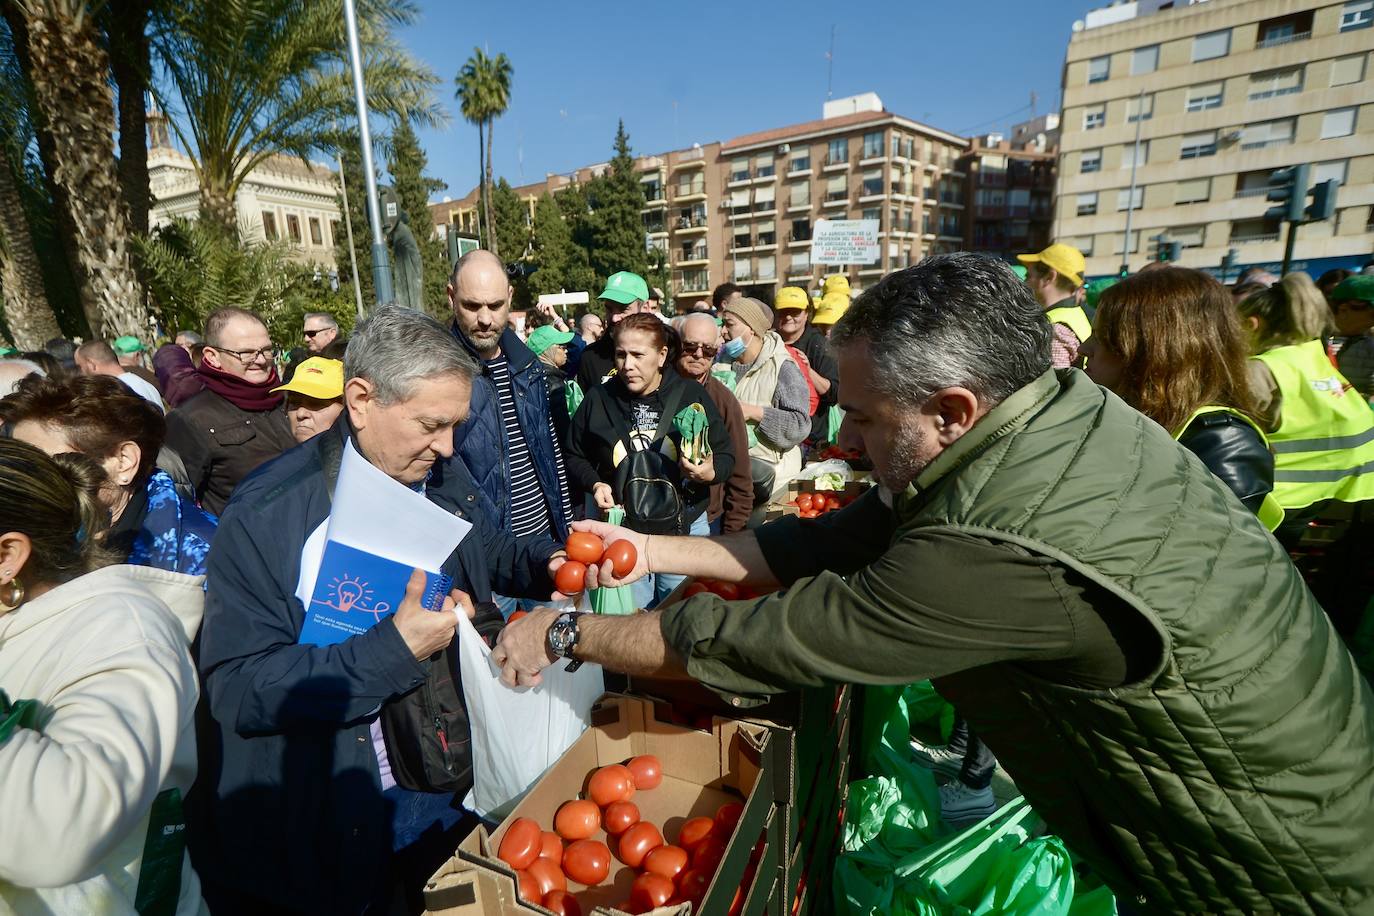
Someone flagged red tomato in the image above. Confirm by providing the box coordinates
[626,754,662,790]
[692,835,726,873]
[603,539,638,577]
[587,764,635,806]
[562,839,610,886]
[539,831,563,865]
[527,857,567,897]
[497,817,542,870]
[507,610,528,623]
[565,532,606,565]
[683,582,711,599]
[630,873,675,910]
[554,799,600,840]
[800,508,819,519]
[602,800,640,835]
[714,801,744,836]
[554,560,588,596]
[542,890,583,916]
[676,816,715,852]
[707,580,742,600]
[617,821,663,868]
[796,493,814,512]
[516,868,540,902]
[676,868,711,906]
[642,844,689,882]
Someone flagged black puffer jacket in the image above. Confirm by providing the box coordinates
[1176,411,1275,516]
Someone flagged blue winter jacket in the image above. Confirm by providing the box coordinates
[191,421,559,914]
[451,326,571,539]
[128,469,218,575]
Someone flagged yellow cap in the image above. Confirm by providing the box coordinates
[273,357,344,400]
[774,286,809,312]
[822,274,851,296]
[812,291,850,326]
[1017,243,1086,288]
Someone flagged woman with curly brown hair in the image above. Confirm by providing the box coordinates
[1082,267,1279,526]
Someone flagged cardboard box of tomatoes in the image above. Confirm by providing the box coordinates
[424,693,788,916]
[762,477,872,522]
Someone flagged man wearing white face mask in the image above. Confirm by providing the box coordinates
[719,297,809,507]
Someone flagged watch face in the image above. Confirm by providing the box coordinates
[549,615,577,656]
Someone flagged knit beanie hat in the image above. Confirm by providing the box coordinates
[722,296,771,337]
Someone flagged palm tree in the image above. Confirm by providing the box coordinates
[454,47,512,257]
[2,1,147,341]
[152,0,445,235]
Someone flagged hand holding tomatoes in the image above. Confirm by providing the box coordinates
[566,519,649,589]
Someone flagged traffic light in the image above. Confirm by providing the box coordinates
[1306,179,1340,222]
[1166,242,1182,263]
[1264,164,1311,223]
[1221,248,1239,283]
[1149,234,1181,262]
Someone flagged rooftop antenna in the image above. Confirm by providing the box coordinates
[825,25,836,100]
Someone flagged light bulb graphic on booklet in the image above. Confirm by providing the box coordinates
[316,574,392,624]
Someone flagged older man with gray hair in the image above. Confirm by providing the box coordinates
[497,253,1374,913]
[194,305,566,915]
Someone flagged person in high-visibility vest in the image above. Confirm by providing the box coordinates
[1017,242,1091,369]
[1238,272,1374,633]
[1083,267,1281,529]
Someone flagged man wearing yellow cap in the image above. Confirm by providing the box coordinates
[1017,243,1092,369]
[272,356,345,443]
[774,285,839,444]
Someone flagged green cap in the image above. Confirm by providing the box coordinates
[598,271,649,306]
[112,335,145,355]
[526,325,575,356]
[1331,274,1374,303]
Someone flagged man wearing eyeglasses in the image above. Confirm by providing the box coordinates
[303,312,340,354]
[676,312,753,533]
[165,306,296,515]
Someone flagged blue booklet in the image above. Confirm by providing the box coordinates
[299,540,453,647]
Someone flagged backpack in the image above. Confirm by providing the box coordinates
[316,431,487,794]
[784,344,820,416]
[611,385,687,535]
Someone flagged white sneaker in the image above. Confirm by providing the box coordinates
[910,738,964,779]
[940,782,996,824]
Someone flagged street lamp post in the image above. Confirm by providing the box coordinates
[342,0,394,308]
[1120,89,1146,277]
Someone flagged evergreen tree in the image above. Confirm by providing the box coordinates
[528,192,595,302]
[386,119,450,319]
[586,121,647,287]
[491,178,529,264]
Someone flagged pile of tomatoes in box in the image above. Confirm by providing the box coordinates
[552,533,638,597]
[810,445,862,462]
[496,755,747,915]
[787,490,853,519]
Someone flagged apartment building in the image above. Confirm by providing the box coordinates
[429,94,970,304]
[1056,0,1374,278]
[962,114,1059,259]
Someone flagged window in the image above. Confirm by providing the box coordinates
[789,252,811,274]
[825,175,847,202]
[1231,218,1280,243]
[1121,141,1149,169]
[1084,105,1106,130]
[1130,44,1159,75]
[862,131,884,159]
[1186,82,1224,112]
[789,153,811,173]
[734,259,750,282]
[788,182,810,209]
[642,178,663,201]
[827,138,848,165]
[1175,177,1211,204]
[732,225,750,251]
[861,169,884,196]
[1088,55,1110,83]
[1125,93,1153,123]
[754,153,775,178]
[1248,68,1302,101]
[1192,29,1230,62]
[730,159,749,182]
[791,218,811,242]
[1076,192,1099,216]
[261,211,278,240]
[756,220,776,246]
[1331,54,1366,87]
[754,184,776,212]
[757,256,775,281]
[730,188,750,215]
[1180,130,1217,159]
[1111,231,1141,256]
[1240,118,1294,150]
[1321,108,1357,139]
[329,220,340,247]
[1116,187,1143,211]
[308,217,322,246]
[1314,160,1348,185]
[1172,225,1206,249]
[286,214,301,243]
[1063,235,1095,257]
[861,207,880,228]
[1081,149,1102,173]
[1341,0,1373,32]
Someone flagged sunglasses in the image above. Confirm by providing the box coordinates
[304,329,330,338]
[682,341,719,357]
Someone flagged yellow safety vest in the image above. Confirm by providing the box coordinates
[1174,406,1285,531]
[1253,339,1374,511]
[1045,304,1093,345]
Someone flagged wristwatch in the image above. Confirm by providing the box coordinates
[547,611,583,673]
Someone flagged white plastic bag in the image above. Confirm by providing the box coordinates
[457,611,603,819]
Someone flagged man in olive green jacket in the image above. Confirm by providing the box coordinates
[496,254,1374,914]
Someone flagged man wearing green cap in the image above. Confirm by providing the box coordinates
[576,270,651,390]
[1331,274,1374,399]
[113,334,164,395]
[1017,243,1091,369]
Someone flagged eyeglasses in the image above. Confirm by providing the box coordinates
[213,345,277,363]
[303,329,330,339]
[681,341,719,357]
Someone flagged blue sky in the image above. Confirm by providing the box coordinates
[398,0,1094,202]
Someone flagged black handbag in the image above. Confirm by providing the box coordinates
[611,385,686,535]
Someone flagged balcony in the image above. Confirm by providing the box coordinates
[822,196,848,208]
[675,215,708,233]
[822,155,849,171]
[787,165,812,178]
[1235,186,1271,198]
[676,250,710,266]
[674,274,710,294]
[1231,231,1281,244]
[728,171,751,187]
[673,182,707,201]
[1258,29,1310,48]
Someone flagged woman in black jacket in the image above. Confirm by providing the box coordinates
[1082,267,1279,527]
[565,313,734,607]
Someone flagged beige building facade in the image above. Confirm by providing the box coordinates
[1056,0,1374,278]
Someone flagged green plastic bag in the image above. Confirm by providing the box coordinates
[826,403,846,446]
[589,506,637,615]
[565,379,585,419]
[0,689,41,744]
[673,403,711,462]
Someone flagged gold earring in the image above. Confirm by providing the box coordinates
[0,578,25,613]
